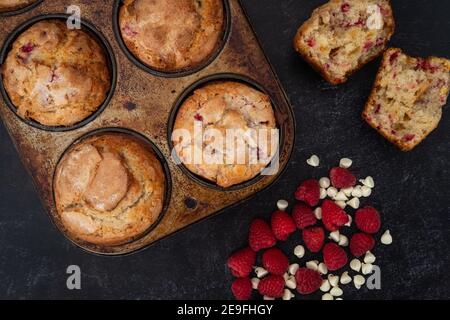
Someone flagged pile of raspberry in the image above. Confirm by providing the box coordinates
[227,158,392,300]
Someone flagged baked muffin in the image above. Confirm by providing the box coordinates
[363,48,450,151]
[0,0,37,12]
[1,20,110,127]
[172,81,278,188]
[294,0,395,84]
[54,133,166,246]
[119,0,225,72]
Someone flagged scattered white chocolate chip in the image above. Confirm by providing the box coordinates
[362,263,374,275]
[319,177,331,189]
[345,214,352,227]
[364,251,376,264]
[322,293,334,300]
[366,4,384,30]
[251,277,260,290]
[351,186,362,198]
[353,275,365,289]
[294,245,305,258]
[334,191,348,201]
[314,207,323,220]
[342,187,353,197]
[330,286,343,297]
[328,274,339,287]
[286,276,297,290]
[381,230,393,245]
[255,267,268,278]
[339,158,352,169]
[320,188,327,199]
[350,259,362,272]
[263,296,275,300]
[288,263,299,275]
[361,176,375,188]
[306,260,319,271]
[318,262,328,275]
[327,187,338,198]
[320,279,331,292]
[329,230,340,242]
[277,199,288,211]
[335,201,346,209]
[361,185,372,197]
[307,155,320,167]
[347,197,360,209]
[338,234,348,247]
[340,271,352,285]
[282,289,294,300]
[283,272,289,281]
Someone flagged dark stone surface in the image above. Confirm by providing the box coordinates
[0,0,449,299]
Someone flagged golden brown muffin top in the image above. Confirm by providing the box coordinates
[1,19,110,127]
[54,133,166,246]
[0,0,37,12]
[119,0,225,72]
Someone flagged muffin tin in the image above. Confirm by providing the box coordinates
[0,0,295,255]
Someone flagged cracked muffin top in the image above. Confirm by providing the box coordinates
[0,0,37,12]
[54,133,166,246]
[1,19,110,127]
[172,81,278,188]
[119,0,225,72]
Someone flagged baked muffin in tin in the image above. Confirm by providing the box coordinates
[1,19,110,127]
[54,133,166,246]
[0,0,37,12]
[172,81,278,188]
[119,0,225,73]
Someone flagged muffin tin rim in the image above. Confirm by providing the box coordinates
[0,13,118,132]
[0,0,43,17]
[111,0,232,78]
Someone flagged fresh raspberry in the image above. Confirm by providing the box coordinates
[257,275,285,298]
[302,227,325,253]
[271,210,296,241]
[330,167,356,189]
[323,243,348,271]
[321,200,349,231]
[227,247,256,278]
[355,206,381,234]
[249,219,276,252]
[292,203,317,229]
[231,278,252,300]
[350,233,375,257]
[294,179,320,206]
[262,248,289,275]
[295,268,323,295]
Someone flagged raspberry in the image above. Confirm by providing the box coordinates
[389,51,399,64]
[294,179,320,206]
[302,227,325,253]
[350,233,375,257]
[295,268,323,295]
[322,200,349,231]
[330,167,356,189]
[306,37,316,47]
[262,248,289,275]
[249,219,276,252]
[258,275,285,298]
[271,210,296,241]
[355,206,381,234]
[292,203,317,229]
[194,113,203,121]
[323,243,348,271]
[227,247,256,278]
[21,43,34,53]
[341,3,350,12]
[231,278,252,300]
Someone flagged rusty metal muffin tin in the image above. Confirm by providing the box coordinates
[0,0,295,255]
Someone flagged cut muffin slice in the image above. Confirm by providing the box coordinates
[363,48,450,151]
[294,0,395,84]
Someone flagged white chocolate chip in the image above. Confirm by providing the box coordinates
[251,277,260,289]
[336,298,343,300]
[318,262,328,275]
[350,259,362,272]
[342,187,353,197]
[282,289,294,300]
[319,177,331,188]
[345,214,352,227]
[320,188,327,199]
[255,267,268,278]
[364,251,376,264]
[334,191,348,201]
[263,296,275,300]
[327,187,338,198]
[338,234,348,247]
[366,4,384,30]
[322,293,334,300]
[340,271,352,285]
[347,197,360,209]
[362,263,374,275]
[339,158,352,169]
[314,207,323,220]
[381,230,393,245]
[288,263,300,275]
[362,176,375,188]
[351,186,362,198]
[329,230,340,242]
[330,286,343,297]
[320,279,331,292]
[306,155,320,167]
[361,186,372,197]
[285,276,297,290]
[283,272,289,281]
[353,275,365,289]
[335,201,346,209]
[277,199,288,211]
[294,245,305,258]
[328,274,339,287]
[306,260,319,271]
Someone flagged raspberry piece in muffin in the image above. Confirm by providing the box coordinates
[293,0,395,84]
[363,48,450,151]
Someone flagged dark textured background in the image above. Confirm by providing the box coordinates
[0,0,449,300]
